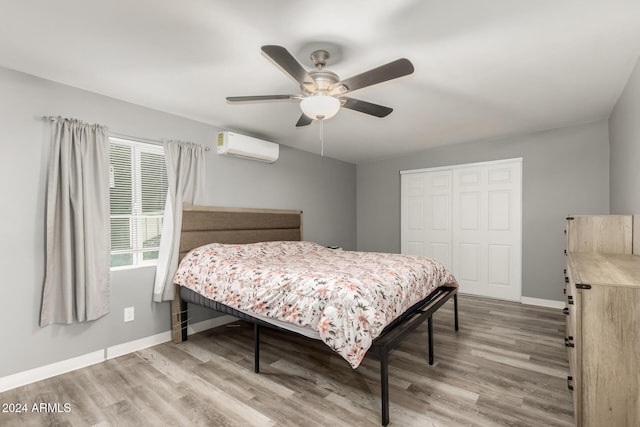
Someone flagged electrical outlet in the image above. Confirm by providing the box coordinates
[124,306,135,322]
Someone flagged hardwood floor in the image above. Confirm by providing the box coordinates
[0,295,574,426]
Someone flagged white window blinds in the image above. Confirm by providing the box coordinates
[109,137,168,268]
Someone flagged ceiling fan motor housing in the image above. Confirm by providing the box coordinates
[303,70,340,95]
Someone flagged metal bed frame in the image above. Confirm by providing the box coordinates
[178,284,458,426]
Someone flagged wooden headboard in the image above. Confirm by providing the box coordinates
[172,205,303,342]
[178,205,303,261]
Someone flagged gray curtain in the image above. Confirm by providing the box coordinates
[153,141,206,302]
[40,117,111,326]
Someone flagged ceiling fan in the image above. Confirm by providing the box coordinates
[226,45,415,127]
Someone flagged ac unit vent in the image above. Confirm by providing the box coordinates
[217,132,279,163]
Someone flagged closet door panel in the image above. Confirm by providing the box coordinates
[453,161,521,301]
[401,170,452,269]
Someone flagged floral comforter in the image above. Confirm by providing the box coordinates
[173,241,457,368]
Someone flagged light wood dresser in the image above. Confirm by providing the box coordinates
[564,215,640,426]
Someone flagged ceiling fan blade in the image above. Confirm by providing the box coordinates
[261,45,316,87]
[336,58,414,94]
[340,97,393,117]
[226,95,297,102]
[295,114,313,127]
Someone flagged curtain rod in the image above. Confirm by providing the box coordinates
[41,116,210,151]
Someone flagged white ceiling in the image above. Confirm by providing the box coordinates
[1,0,639,163]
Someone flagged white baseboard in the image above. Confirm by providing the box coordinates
[106,330,172,360]
[0,350,105,394]
[0,315,236,394]
[520,296,565,309]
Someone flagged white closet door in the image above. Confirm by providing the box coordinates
[452,161,521,300]
[401,170,452,270]
[401,158,522,301]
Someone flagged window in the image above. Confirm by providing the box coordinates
[109,137,168,268]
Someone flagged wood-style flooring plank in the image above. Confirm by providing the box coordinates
[0,295,574,426]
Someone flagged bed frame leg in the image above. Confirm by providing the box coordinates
[380,350,390,426]
[454,293,459,331]
[428,315,434,365]
[171,285,189,344]
[180,298,188,342]
[254,323,260,373]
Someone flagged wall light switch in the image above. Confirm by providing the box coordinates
[124,306,135,322]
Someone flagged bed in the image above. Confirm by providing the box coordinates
[171,206,459,426]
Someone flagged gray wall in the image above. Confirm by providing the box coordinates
[357,120,610,301]
[0,66,356,378]
[610,57,640,214]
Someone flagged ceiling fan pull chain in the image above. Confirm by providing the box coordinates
[320,118,324,157]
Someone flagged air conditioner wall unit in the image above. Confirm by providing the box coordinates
[217,131,279,163]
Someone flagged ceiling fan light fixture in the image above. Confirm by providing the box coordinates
[300,95,340,120]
